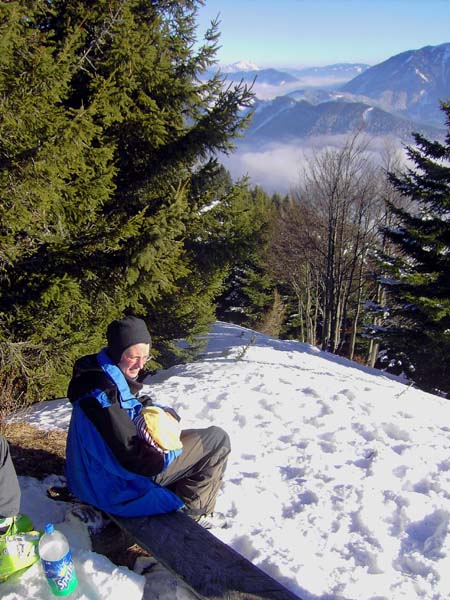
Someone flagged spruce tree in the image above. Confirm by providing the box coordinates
[381,102,450,395]
[0,1,253,401]
[216,187,276,330]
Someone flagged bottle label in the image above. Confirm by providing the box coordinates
[41,550,78,596]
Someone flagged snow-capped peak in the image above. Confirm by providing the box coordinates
[221,60,261,73]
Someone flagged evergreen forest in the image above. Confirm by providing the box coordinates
[0,0,449,412]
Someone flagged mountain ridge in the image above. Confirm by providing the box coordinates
[244,96,443,144]
[341,42,450,126]
[232,43,450,146]
[202,62,370,89]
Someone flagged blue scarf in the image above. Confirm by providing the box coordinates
[93,348,143,421]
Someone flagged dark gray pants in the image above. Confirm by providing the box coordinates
[0,435,21,517]
[153,426,230,516]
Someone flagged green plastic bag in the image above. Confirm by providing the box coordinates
[0,514,41,582]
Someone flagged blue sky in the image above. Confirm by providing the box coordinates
[195,0,450,68]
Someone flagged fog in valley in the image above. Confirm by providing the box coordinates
[245,75,360,101]
[222,134,409,195]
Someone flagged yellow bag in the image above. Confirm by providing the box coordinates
[140,406,183,451]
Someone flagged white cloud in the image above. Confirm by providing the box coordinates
[222,143,303,193]
[222,135,408,194]
[247,77,358,101]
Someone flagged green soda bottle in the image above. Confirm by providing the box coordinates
[38,523,78,596]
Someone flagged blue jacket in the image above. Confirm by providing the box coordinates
[65,350,183,517]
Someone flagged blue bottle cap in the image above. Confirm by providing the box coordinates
[44,523,54,534]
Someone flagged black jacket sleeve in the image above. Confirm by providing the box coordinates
[78,392,165,477]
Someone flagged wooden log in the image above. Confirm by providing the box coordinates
[108,510,302,600]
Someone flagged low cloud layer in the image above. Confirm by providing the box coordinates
[221,135,408,194]
[250,77,354,101]
[222,143,304,194]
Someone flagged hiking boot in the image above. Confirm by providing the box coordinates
[67,503,110,534]
[194,512,229,530]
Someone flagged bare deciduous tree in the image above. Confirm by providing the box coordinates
[269,134,393,358]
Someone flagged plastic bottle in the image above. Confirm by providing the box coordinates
[38,523,78,596]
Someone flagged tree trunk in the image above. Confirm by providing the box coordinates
[349,260,364,360]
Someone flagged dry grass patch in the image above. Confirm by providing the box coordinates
[3,421,67,479]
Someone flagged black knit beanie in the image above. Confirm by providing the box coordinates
[106,316,152,363]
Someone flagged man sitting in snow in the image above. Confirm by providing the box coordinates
[65,315,230,529]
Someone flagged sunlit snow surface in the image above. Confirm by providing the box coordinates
[5,322,450,600]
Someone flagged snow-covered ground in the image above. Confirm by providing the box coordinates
[2,321,450,599]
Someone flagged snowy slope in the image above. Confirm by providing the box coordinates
[5,321,450,600]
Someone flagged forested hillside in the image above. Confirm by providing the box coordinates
[1,1,449,409]
[0,1,268,405]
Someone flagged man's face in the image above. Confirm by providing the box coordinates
[118,343,151,379]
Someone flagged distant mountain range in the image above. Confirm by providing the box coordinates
[211,43,450,146]
[208,45,450,193]
[286,63,369,79]
[208,62,369,88]
[243,96,442,144]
